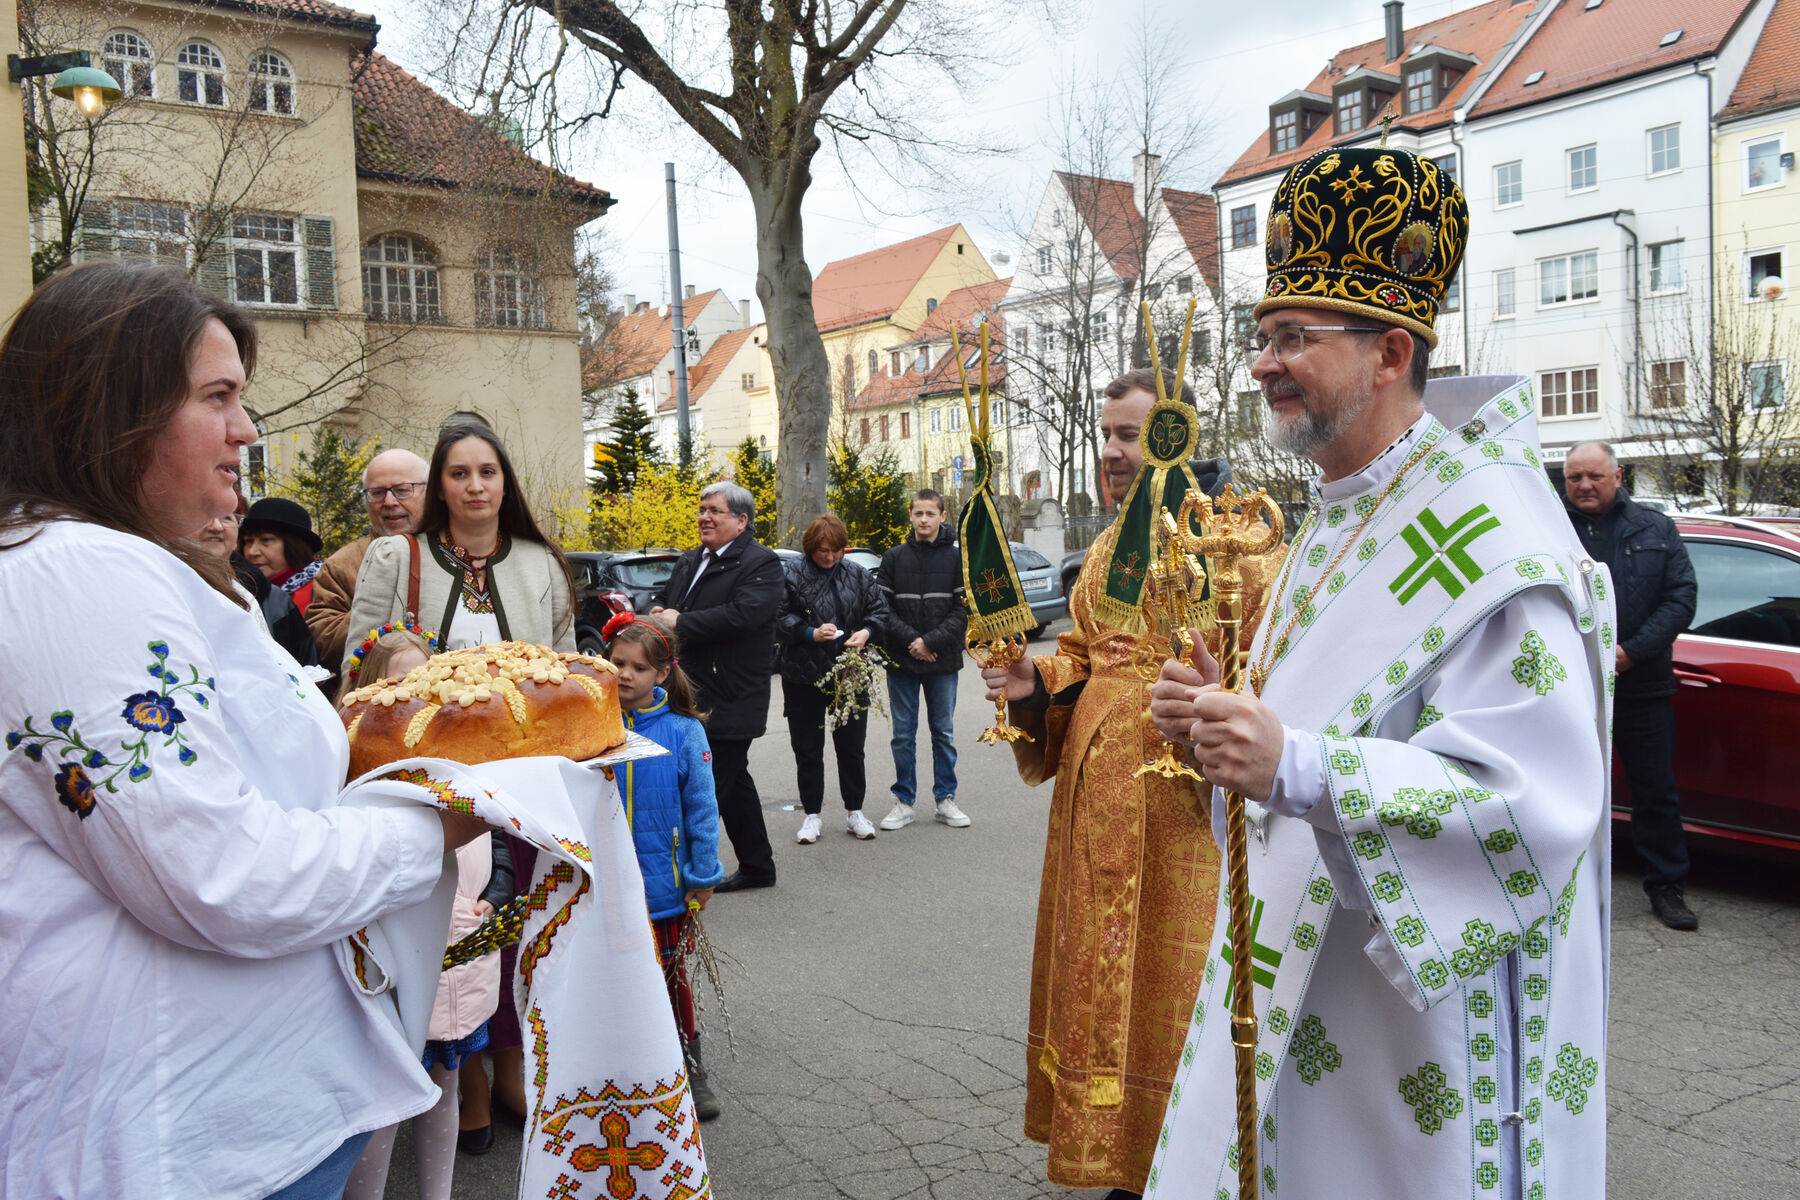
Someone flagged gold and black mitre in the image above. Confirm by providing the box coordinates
[1255,146,1469,349]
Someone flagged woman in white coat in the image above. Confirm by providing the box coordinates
[0,261,491,1199]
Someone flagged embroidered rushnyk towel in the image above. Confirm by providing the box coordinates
[337,754,710,1199]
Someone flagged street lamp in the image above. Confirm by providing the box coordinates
[8,51,122,116]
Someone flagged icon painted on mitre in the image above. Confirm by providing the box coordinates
[1269,212,1295,263]
[1392,221,1434,275]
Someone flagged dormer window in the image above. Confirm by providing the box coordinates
[1405,66,1434,113]
[1268,90,1331,155]
[1332,68,1400,136]
[1398,46,1476,117]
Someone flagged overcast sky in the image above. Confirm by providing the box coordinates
[376,0,1498,319]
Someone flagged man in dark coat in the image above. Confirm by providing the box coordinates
[875,489,970,831]
[654,481,785,890]
[1564,440,1700,929]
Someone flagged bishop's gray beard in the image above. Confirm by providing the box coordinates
[1264,382,1374,459]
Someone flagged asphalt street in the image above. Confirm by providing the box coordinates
[394,616,1800,1199]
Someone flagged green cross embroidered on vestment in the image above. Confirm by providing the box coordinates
[1219,895,1284,1007]
[1388,503,1501,605]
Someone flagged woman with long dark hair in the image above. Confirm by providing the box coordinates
[0,261,490,1199]
[342,421,575,672]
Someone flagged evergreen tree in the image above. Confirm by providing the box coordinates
[727,437,778,544]
[828,442,910,553]
[593,387,663,494]
[286,428,375,556]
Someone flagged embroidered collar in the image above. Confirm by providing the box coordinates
[439,531,504,613]
[1315,411,1436,502]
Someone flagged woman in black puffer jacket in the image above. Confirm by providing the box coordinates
[776,514,889,845]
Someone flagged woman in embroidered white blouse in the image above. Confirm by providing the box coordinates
[0,262,491,1200]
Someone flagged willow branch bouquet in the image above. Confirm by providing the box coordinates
[816,646,890,733]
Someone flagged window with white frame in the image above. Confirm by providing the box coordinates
[1495,268,1516,318]
[859,418,870,444]
[1648,239,1684,293]
[918,345,932,372]
[741,372,755,389]
[1272,109,1299,153]
[1748,249,1784,300]
[685,327,700,354]
[1036,244,1053,273]
[1745,136,1785,192]
[1748,362,1786,409]
[1090,310,1110,341]
[1234,390,1262,434]
[899,411,910,438]
[993,399,1006,426]
[176,42,227,107]
[880,415,890,440]
[362,234,439,322]
[949,406,962,432]
[929,407,941,434]
[890,350,902,375]
[1404,66,1434,113]
[247,50,295,115]
[232,213,299,306]
[101,30,155,98]
[476,249,546,329]
[1649,360,1686,410]
[1539,251,1599,307]
[1648,124,1680,175]
[1012,326,1028,356]
[1336,89,1363,134]
[868,349,879,378]
[1176,274,1193,295]
[116,202,187,266]
[1539,367,1599,418]
[1442,275,1461,312]
[241,411,268,498]
[1567,145,1597,192]
[1495,161,1523,207]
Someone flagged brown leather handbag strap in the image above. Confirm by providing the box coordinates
[405,534,421,624]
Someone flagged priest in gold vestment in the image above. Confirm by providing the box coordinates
[982,368,1281,1195]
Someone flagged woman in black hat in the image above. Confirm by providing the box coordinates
[240,495,324,614]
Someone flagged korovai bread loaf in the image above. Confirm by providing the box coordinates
[339,641,624,778]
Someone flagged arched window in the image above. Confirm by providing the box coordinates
[247,50,295,115]
[443,411,492,432]
[101,30,154,98]
[868,349,879,377]
[176,41,226,107]
[475,249,545,329]
[362,234,440,322]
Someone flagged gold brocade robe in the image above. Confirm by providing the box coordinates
[1009,522,1280,1192]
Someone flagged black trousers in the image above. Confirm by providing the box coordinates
[709,736,776,881]
[1614,695,1689,890]
[782,675,868,815]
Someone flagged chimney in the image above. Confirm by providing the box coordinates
[1133,152,1164,219]
[683,283,695,300]
[1384,1,1404,63]
[623,293,636,313]
[739,299,751,328]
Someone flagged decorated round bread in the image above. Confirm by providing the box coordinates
[339,641,625,778]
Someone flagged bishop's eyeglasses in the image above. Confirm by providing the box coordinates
[1244,325,1386,364]
[363,482,426,502]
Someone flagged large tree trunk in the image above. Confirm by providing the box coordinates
[749,177,831,547]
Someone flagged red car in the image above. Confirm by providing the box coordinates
[1612,516,1800,861]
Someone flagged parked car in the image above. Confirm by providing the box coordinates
[1010,541,1066,636]
[774,545,881,573]
[1061,548,1086,600]
[1616,516,1800,862]
[567,549,683,655]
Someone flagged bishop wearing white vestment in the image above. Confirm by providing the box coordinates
[1145,147,1614,1200]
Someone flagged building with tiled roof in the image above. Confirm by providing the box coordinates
[848,278,1014,490]
[1213,0,1782,492]
[807,223,997,436]
[30,0,615,522]
[1003,153,1223,508]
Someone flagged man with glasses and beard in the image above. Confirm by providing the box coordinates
[306,448,430,671]
[1144,147,1614,1200]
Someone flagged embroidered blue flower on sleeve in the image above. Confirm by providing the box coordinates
[6,640,214,820]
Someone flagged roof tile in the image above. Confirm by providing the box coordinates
[352,52,611,208]
[810,225,963,332]
[1721,0,1800,122]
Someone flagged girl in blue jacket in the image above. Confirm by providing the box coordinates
[604,612,725,1120]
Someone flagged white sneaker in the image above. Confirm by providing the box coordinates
[878,801,915,830]
[796,813,822,844]
[846,810,877,840]
[935,798,971,827]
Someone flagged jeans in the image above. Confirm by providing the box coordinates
[710,737,776,881]
[887,671,958,806]
[1614,695,1689,890]
[265,1131,373,1200]
[783,675,868,814]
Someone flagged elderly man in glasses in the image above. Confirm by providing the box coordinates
[305,447,430,671]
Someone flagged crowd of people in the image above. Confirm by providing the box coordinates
[2,137,1716,1200]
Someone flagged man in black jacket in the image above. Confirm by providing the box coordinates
[1564,441,1700,929]
[875,490,970,831]
[654,481,785,890]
